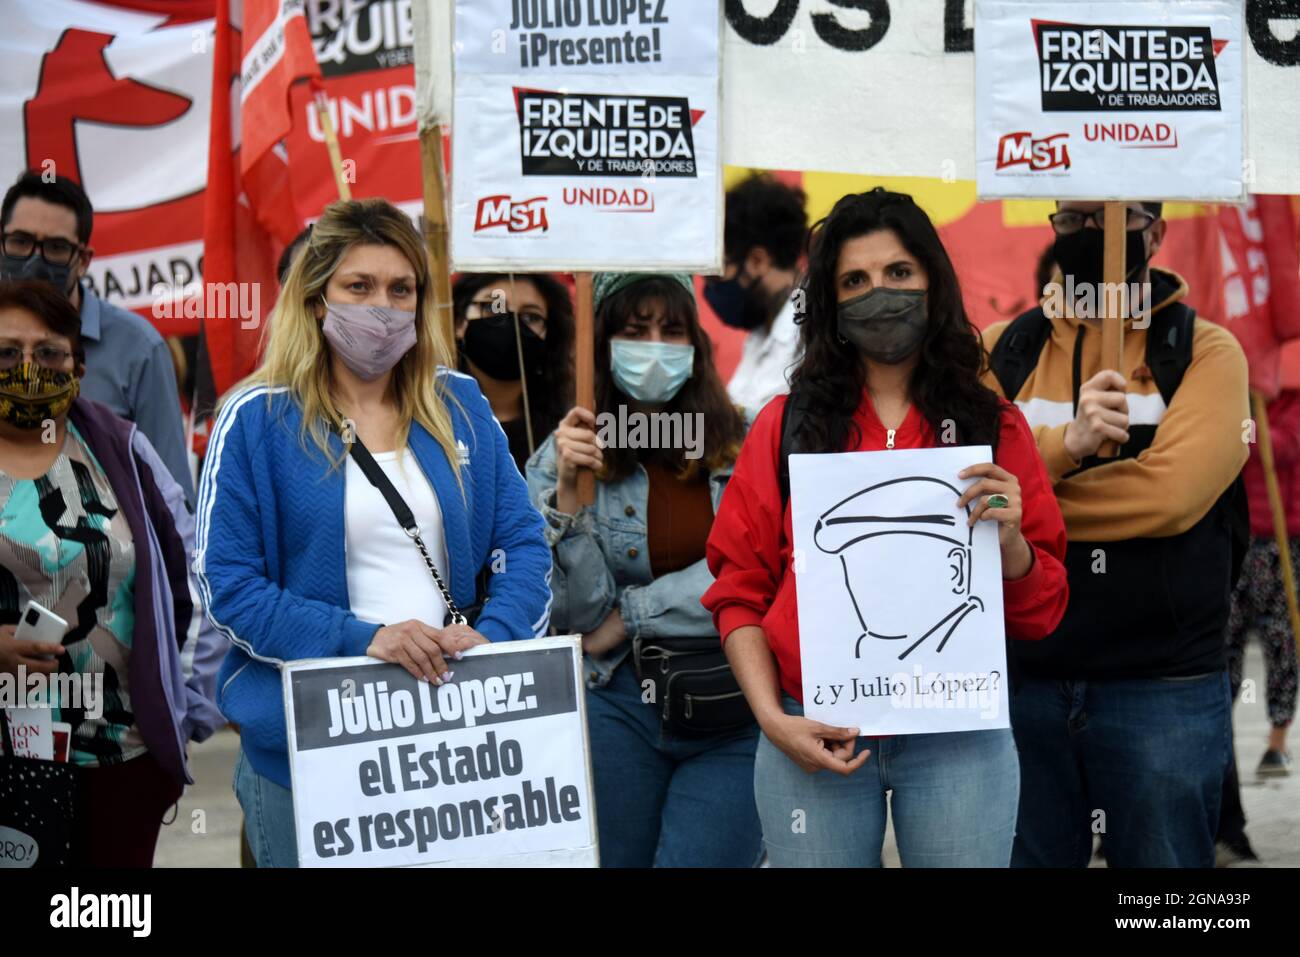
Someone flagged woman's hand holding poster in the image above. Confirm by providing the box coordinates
[791,447,1009,736]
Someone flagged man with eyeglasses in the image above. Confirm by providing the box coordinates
[980,199,1249,868]
[0,171,193,503]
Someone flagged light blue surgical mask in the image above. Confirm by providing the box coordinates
[609,339,695,404]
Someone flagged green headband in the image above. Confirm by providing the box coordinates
[591,272,695,313]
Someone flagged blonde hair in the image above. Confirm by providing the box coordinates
[244,198,461,473]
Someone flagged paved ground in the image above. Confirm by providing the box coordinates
[156,642,1297,867]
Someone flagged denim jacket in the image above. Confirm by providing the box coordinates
[525,435,737,688]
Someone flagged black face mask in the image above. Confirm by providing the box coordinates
[704,273,787,331]
[837,288,928,364]
[1052,225,1151,292]
[706,277,758,331]
[460,312,546,382]
[0,254,77,298]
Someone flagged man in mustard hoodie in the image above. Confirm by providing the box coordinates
[983,200,1249,868]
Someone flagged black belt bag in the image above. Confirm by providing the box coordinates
[631,636,753,735]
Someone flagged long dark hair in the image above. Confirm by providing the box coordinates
[451,272,575,444]
[788,188,1003,454]
[596,276,746,481]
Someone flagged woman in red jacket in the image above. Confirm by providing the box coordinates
[702,188,1069,867]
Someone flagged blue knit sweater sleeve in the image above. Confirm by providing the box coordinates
[194,387,379,664]
[446,374,553,642]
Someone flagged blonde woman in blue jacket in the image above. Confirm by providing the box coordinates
[195,200,553,867]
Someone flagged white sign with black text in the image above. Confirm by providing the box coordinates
[284,635,598,867]
[791,447,1009,736]
[449,0,722,272]
[975,0,1245,201]
[423,4,1298,195]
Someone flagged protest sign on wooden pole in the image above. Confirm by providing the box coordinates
[313,90,351,202]
[431,0,722,512]
[573,274,597,506]
[975,3,1246,460]
[1097,201,1127,459]
[1251,393,1300,652]
[443,2,722,273]
[730,2,1287,195]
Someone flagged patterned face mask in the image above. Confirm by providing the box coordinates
[0,362,80,429]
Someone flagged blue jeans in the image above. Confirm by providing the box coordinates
[586,662,763,867]
[1010,671,1232,868]
[234,748,299,868]
[753,695,1019,867]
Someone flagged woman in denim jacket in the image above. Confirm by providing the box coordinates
[526,272,760,867]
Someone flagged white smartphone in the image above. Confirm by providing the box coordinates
[14,600,68,647]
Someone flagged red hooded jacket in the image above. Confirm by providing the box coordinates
[703,393,1070,704]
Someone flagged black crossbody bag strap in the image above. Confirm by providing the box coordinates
[347,437,467,626]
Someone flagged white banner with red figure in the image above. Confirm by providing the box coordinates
[1,0,423,362]
[974,0,1246,202]
[449,0,723,272]
[1,0,214,334]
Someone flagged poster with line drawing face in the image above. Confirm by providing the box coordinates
[790,447,1010,736]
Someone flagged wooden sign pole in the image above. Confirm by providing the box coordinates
[1097,200,1127,459]
[1252,392,1300,653]
[574,274,596,506]
[315,91,352,202]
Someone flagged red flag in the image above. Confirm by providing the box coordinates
[196,0,320,453]
[1276,197,1300,391]
[1212,195,1300,399]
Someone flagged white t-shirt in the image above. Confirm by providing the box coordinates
[726,296,803,415]
[344,449,450,629]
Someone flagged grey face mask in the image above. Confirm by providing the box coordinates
[1,254,77,298]
[836,287,928,364]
